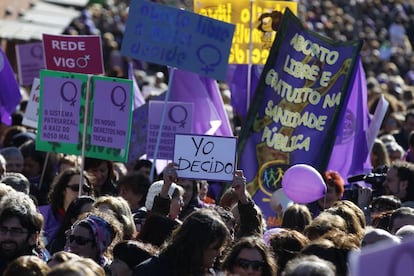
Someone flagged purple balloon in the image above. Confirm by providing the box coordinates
[282,164,327,204]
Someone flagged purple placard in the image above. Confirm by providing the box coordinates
[91,79,131,149]
[15,42,45,86]
[147,101,193,160]
[41,77,81,143]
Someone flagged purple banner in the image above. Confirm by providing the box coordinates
[15,42,45,86]
[91,78,132,149]
[41,77,81,143]
[237,9,361,226]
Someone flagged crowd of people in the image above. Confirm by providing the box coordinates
[2,0,414,275]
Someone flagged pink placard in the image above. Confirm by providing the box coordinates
[43,34,104,74]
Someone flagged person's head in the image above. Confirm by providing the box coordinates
[161,208,231,275]
[219,187,239,210]
[110,240,157,276]
[2,126,28,148]
[66,211,122,264]
[94,196,137,240]
[117,171,151,211]
[3,255,50,276]
[383,161,414,202]
[403,109,414,135]
[145,180,180,212]
[19,140,48,179]
[0,192,43,262]
[1,172,30,194]
[176,178,200,210]
[281,204,312,232]
[48,168,93,212]
[0,147,24,173]
[304,212,347,241]
[389,207,414,234]
[0,154,6,179]
[370,195,401,219]
[57,155,79,173]
[395,224,414,241]
[84,158,116,195]
[282,255,336,276]
[370,138,391,169]
[268,229,309,273]
[133,159,155,180]
[317,171,344,209]
[362,226,400,247]
[47,251,81,268]
[222,236,277,276]
[47,257,105,276]
[326,200,366,242]
[169,185,185,220]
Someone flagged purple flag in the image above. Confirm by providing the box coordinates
[0,48,22,126]
[327,58,371,182]
[128,61,145,110]
[226,64,263,119]
[169,69,233,137]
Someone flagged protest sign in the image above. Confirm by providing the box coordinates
[121,0,235,80]
[349,239,414,276]
[194,0,297,64]
[15,42,45,86]
[43,34,104,74]
[147,101,193,160]
[22,78,41,129]
[237,9,362,226]
[36,70,133,162]
[174,134,237,181]
[90,76,133,151]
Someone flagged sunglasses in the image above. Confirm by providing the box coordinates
[235,258,264,271]
[68,234,94,246]
[66,184,91,193]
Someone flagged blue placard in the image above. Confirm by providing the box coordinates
[121,0,235,80]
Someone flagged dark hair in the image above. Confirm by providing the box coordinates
[137,214,180,247]
[117,171,151,207]
[222,236,277,276]
[84,158,117,196]
[134,159,156,174]
[161,209,230,276]
[281,204,312,232]
[268,230,309,273]
[390,161,414,201]
[48,168,92,215]
[113,240,157,269]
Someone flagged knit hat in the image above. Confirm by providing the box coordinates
[145,180,179,211]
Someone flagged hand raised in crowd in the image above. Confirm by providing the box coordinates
[232,170,249,204]
[357,185,373,209]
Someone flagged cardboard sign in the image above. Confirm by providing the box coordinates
[147,101,193,160]
[15,42,45,85]
[22,78,41,129]
[194,0,298,64]
[174,134,236,181]
[121,0,235,80]
[43,34,104,74]
[36,70,132,163]
[90,76,133,150]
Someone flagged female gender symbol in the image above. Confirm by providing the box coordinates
[60,81,78,106]
[168,104,188,128]
[111,85,127,111]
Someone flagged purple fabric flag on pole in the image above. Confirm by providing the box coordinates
[128,61,145,110]
[169,69,233,137]
[327,57,371,182]
[0,48,22,126]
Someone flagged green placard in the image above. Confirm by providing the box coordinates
[36,70,133,163]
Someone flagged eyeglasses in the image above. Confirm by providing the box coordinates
[66,184,91,193]
[0,226,28,237]
[235,258,264,271]
[67,235,94,246]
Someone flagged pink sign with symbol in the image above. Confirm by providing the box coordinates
[43,34,104,74]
